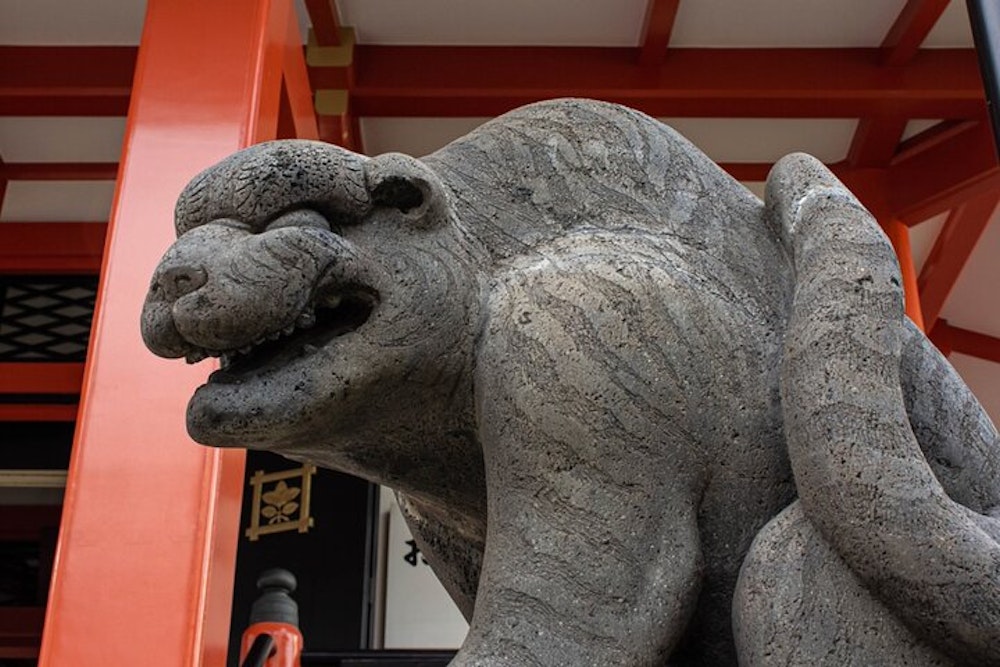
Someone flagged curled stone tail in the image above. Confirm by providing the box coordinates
[770,153,1000,666]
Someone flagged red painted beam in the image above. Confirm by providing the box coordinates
[844,1,948,171]
[9,45,986,119]
[0,607,45,659]
[0,363,84,395]
[888,120,1000,223]
[918,188,1000,329]
[282,20,320,140]
[847,117,908,167]
[638,0,682,66]
[307,46,987,118]
[0,46,135,116]
[2,163,118,180]
[304,0,341,46]
[36,0,299,663]
[937,320,1000,364]
[0,222,106,274]
[881,0,952,66]
[0,404,78,422]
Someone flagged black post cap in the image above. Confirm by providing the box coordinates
[249,568,299,627]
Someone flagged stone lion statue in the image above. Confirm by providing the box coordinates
[141,99,1000,665]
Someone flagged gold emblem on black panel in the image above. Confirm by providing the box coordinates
[245,465,317,541]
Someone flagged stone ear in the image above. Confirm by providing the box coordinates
[365,152,448,226]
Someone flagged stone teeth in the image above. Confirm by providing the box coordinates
[303,343,319,355]
[185,349,207,364]
[296,310,316,329]
[220,353,232,368]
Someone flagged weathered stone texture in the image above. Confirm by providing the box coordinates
[142,99,1000,666]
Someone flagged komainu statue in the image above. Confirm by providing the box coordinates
[141,99,1000,666]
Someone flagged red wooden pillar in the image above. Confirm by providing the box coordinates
[38,1,296,664]
[883,218,926,331]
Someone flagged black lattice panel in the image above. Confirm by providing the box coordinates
[0,276,99,362]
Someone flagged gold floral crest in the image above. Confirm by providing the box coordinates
[245,465,317,541]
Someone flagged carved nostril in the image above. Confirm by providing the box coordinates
[158,265,208,300]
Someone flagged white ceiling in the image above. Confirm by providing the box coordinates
[2,0,998,417]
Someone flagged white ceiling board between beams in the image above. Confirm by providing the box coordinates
[670,0,907,47]
[361,117,492,157]
[0,118,127,163]
[908,210,948,273]
[337,0,648,45]
[1,182,115,222]
[661,118,858,163]
[940,212,1000,337]
[923,0,974,47]
[0,0,146,45]
[949,353,1000,424]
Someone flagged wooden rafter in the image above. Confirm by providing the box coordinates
[8,45,986,119]
[847,117,909,167]
[0,223,106,274]
[847,0,950,167]
[933,319,1000,364]
[888,119,999,223]
[638,0,682,67]
[0,46,135,116]
[0,363,84,395]
[2,163,118,180]
[320,46,985,118]
[918,188,1000,329]
[881,0,952,66]
[304,0,341,46]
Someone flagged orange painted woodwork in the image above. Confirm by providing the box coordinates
[882,218,926,330]
[282,19,320,141]
[0,222,106,274]
[918,189,1000,329]
[304,0,342,46]
[638,0,681,66]
[8,45,986,120]
[239,623,303,667]
[881,0,952,66]
[0,404,78,422]
[37,0,299,665]
[847,117,908,167]
[0,46,135,116]
[0,363,83,395]
[2,162,118,180]
[312,46,985,118]
[934,320,1000,363]
[889,120,999,224]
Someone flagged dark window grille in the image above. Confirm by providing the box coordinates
[0,276,98,362]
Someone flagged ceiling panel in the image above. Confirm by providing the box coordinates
[0,117,126,162]
[950,353,1000,422]
[1,182,115,222]
[940,212,1000,337]
[669,0,907,47]
[337,0,648,45]
[908,210,948,273]
[661,118,858,163]
[361,117,492,156]
[923,0,974,47]
[1,0,145,45]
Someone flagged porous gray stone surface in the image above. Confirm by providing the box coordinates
[141,99,1000,666]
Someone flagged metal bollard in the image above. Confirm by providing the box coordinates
[239,569,304,667]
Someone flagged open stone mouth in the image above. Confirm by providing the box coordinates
[192,286,378,383]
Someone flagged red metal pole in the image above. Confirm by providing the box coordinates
[38,1,292,665]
